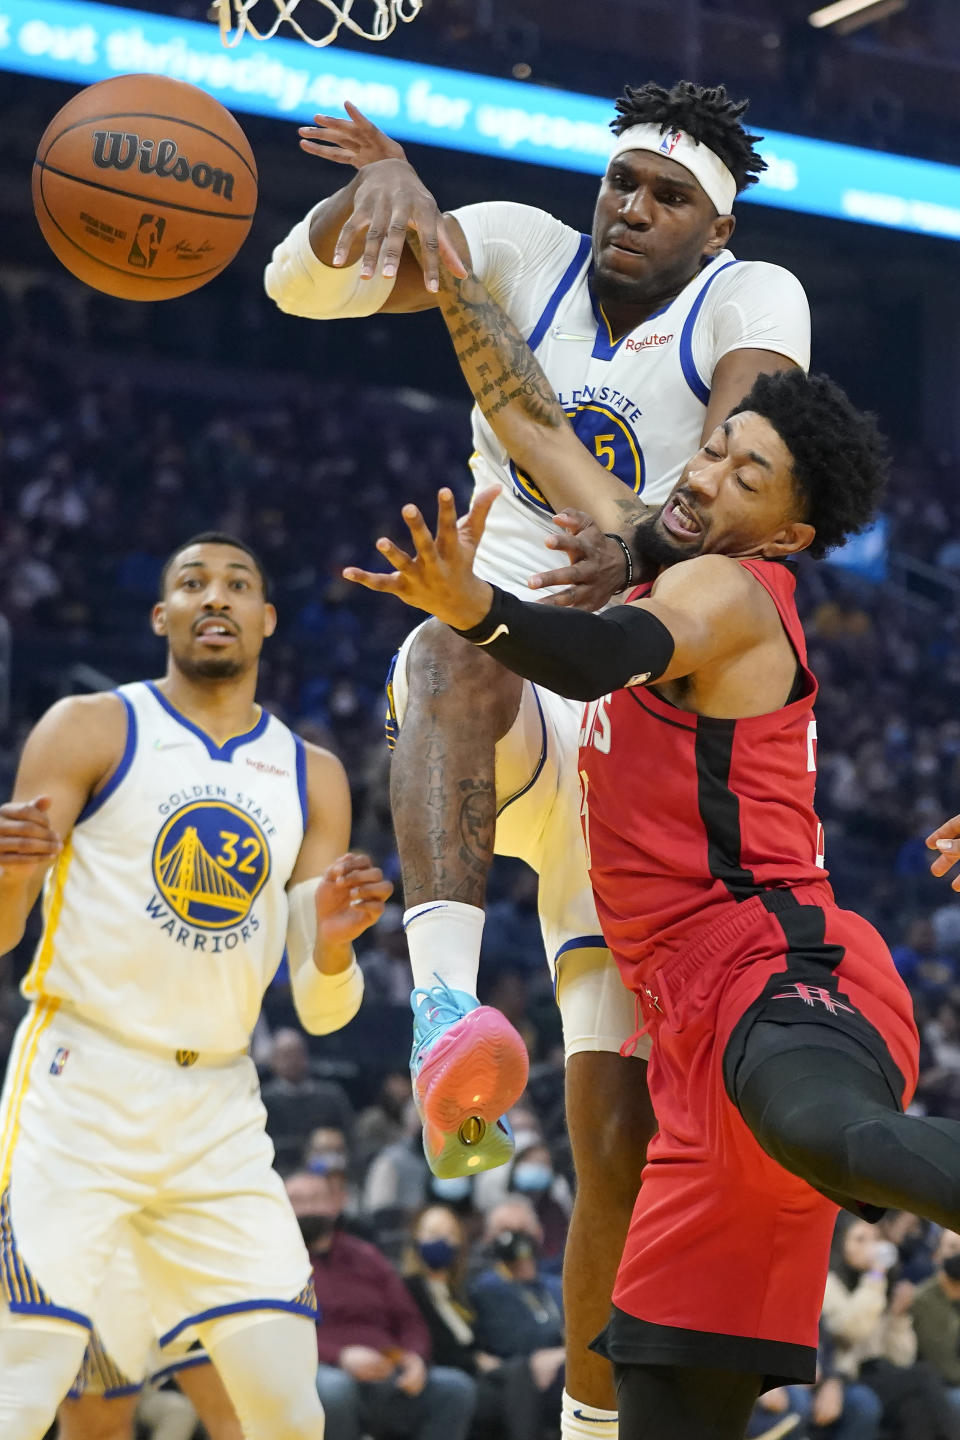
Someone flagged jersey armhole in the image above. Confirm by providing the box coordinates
[75,693,138,825]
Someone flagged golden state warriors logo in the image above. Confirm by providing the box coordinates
[152,801,270,930]
[511,402,644,514]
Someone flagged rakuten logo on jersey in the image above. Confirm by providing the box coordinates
[625,333,674,353]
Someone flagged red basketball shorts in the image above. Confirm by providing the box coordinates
[600,886,919,1387]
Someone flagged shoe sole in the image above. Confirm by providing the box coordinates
[415,1006,529,1133]
[425,1119,515,1179]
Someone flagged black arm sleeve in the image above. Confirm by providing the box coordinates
[452,586,675,701]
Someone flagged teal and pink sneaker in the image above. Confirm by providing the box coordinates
[410,979,529,1178]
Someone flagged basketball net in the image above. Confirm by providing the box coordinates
[215,0,423,47]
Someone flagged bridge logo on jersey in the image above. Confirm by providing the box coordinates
[510,401,645,515]
[152,800,270,930]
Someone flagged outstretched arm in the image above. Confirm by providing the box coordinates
[414,243,649,535]
[344,488,761,702]
[265,102,468,317]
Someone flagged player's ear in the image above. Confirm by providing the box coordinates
[762,521,815,560]
[151,602,167,637]
[706,213,735,256]
[263,603,278,639]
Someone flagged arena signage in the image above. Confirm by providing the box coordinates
[3,0,960,242]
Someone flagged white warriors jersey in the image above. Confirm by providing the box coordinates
[450,202,811,597]
[23,682,306,1055]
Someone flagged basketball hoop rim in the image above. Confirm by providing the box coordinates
[213,0,423,49]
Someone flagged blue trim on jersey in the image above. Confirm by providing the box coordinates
[145,681,270,762]
[67,1380,144,1400]
[159,1296,318,1348]
[526,233,591,353]
[588,276,629,362]
[678,258,740,406]
[552,933,608,996]
[496,686,548,818]
[76,693,138,824]
[150,1352,212,1386]
[555,934,607,961]
[293,735,309,831]
[9,1298,92,1327]
[384,649,400,752]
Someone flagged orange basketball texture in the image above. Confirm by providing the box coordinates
[32,74,258,301]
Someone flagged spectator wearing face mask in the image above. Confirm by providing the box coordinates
[285,1169,477,1440]
[506,1142,571,1269]
[823,1216,960,1440]
[404,1205,556,1440]
[911,1229,960,1413]
[468,1198,565,1414]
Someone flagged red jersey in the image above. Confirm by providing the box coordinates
[578,558,832,992]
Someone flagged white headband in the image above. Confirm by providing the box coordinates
[609,124,738,216]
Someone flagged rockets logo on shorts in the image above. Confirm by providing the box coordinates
[152,800,270,929]
[771,982,855,1016]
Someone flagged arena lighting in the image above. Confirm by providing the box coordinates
[4,0,960,241]
[808,0,908,34]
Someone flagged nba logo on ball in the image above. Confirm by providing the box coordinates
[128,215,165,270]
[32,74,258,302]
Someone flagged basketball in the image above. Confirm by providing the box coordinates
[31,74,258,302]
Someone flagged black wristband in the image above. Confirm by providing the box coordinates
[604,532,635,591]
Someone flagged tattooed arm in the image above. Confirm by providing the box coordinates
[422,253,652,536]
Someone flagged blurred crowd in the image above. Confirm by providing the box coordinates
[2,277,960,1440]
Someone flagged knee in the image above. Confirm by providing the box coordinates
[406,620,519,721]
[58,1395,136,1440]
[425,1368,477,1419]
[567,1056,654,1209]
[844,1382,883,1422]
[314,1364,359,1411]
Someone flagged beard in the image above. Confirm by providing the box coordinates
[176,652,246,681]
[631,507,705,575]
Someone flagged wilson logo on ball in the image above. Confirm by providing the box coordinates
[91,132,236,200]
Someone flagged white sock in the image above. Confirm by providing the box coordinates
[404,901,485,996]
[561,1389,619,1440]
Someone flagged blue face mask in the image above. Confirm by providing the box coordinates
[512,1162,553,1195]
[419,1239,458,1271]
[431,1175,471,1201]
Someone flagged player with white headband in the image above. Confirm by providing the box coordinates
[265,80,811,1440]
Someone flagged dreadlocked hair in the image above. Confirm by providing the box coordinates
[611,80,766,193]
[729,371,890,560]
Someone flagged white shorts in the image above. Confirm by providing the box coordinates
[67,1245,209,1400]
[0,1004,315,1375]
[389,624,648,1060]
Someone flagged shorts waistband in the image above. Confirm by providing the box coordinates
[651,884,834,997]
[50,1006,246,1069]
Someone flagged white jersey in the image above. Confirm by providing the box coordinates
[23,681,306,1055]
[450,202,811,596]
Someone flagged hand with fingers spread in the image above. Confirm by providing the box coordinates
[314,851,393,952]
[927,814,960,891]
[528,509,636,611]
[0,796,62,876]
[343,487,497,631]
[298,101,466,293]
[299,100,407,169]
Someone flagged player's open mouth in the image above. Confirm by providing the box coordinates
[195,620,237,645]
[662,496,702,538]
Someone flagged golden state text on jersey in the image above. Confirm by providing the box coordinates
[23,681,308,1054]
